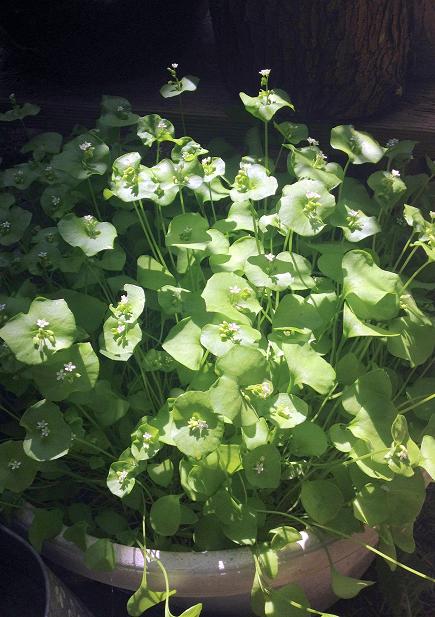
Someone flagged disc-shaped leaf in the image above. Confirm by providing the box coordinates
[277,179,335,236]
[162,317,203,371]
[266,393,308,429]
[160,75,199,98]
[240,88,294,122]
[331,125,385,165]
[387,316,435,367]
[245,251,315,291]
[230,163,278,203]
[283,342,335,394]
[21,400,72,461]
[31,342,99,401]
[0,297,76,365]
[215,346,267,386]
[84,538,115,571]
[0,440,38,493]
[209,375,258,427]
[243,444,281,489]
[331,568,374,599]
[301,479,344,524]
[137,114,175,146]
[99,95,139,127]
[342,250,402,321]
[52,134,109,179]
[290,422,328,457]
[172,391,224,459]
[288,145,343,190]
[58,213,117,257]
[0,206,32,246]
[150,495,181,536]
[201,273,261,324]
[200,322,260,357]
[166,213,211,250]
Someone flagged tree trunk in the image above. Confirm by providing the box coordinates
[409,0,435,78]
[209,0,411,120]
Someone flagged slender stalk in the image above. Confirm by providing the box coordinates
[87,178,102,219]
[402,260,430,291]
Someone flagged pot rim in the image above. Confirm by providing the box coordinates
[16,503,374,573]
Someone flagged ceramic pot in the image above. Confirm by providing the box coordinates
[16,508,378,616]
[0,523,94,617]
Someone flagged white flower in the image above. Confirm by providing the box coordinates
[38,251,48,258]
[142,432,152,442]
[0,304,6,312]
[307,137,319,146]
[37,419,50,437]
[45,165,53,172]
[56,369,66,381]
[265,253,276,262]
[118,470,128,483]
[347,209,359,217]
[391,169,400,177]
[36,319,49,328]
[229,286,241,295]
[306,191,321,200]
[64,362,76,373]
[171,63,178,69]
[8,459,21,471]
[117,324,125,334]
[0,221,11,231]
[228,322,240,333]
[254,456,265,474]
[259,69,271,77]
[386,138,399,148]
[51,196,61,206]
[83,215,95,223]
[261,382,273,397]
[197,419,208,431]
[119,294,129,305]
[116,105,125,112]
[79,141,92,151]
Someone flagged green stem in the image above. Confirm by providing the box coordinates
[179,94,186,135]
[402,260,430,291]
[249,201,262,254]
[256,509,435,584]
[87,179,102,219]
[393,231,415,271]
[398,392,435,414]
[399,246,418,274]
[155,142,160,164]
[179,187,186,214]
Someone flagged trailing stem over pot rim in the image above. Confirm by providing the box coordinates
[0,68,434,617]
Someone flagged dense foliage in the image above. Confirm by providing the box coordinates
[0,69,434,616]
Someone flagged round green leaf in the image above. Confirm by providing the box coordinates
[243,444,281,489]
[277,179,335,236]
[331,125,385,165]
[20,399,72,461]
[0,441,38,493]
[58,213,117,257]
[201,273,261,325]
[150,495,181,536]
[301,479,344,524]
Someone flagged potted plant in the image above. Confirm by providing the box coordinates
[209,0,411,120]
[0,68,434,617]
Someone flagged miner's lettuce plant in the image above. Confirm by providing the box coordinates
[0,66,434,617]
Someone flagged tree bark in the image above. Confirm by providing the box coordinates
[209,0,410,120]
[409,0,435,78]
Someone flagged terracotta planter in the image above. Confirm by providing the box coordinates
[0,523,94,617]
[16,508,377,616]
[209,0,411,120]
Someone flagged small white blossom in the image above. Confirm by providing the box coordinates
[391,169,400,177]
[259,69,271,77]
[8,459,22,471]
[38,251,48,258]
[197,419,208,431]
[36,319,49,328]
[64,362,76,373]
[229,286,241,295]
[118,470,128,483]
[119,294,129,305]
[386,138,399,148]
[117,324,126,334]
[307,137,319,146]
[171,63,178,69]
[347,209,359,218]
[142,432,152,442]
[51,196,61,206]
[37,419,50,437]
[83,214,95,223]
[265,253,276,262]
[79,141,92,151]
[228,322,240,333]
[306,191,321,200]
[56,369,66,381]
[116,105,125,112]
[0,221,11,231]
[0,304,6,312]
[254,456,265,474]
[45,165,53,172]
[261,382,273,397]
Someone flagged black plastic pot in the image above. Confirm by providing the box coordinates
[0,524,94,617]
[1,0,207,84]
[210,0,411,120]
